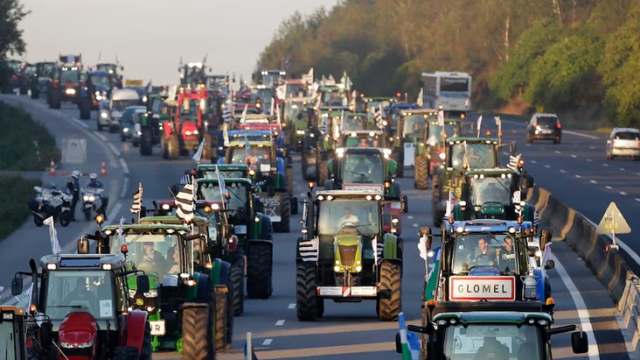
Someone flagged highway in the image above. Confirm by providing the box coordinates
[0,96,633,358]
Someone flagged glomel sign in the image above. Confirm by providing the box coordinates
[449,276,515,301]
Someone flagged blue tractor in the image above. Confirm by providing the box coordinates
[79,70,115,119]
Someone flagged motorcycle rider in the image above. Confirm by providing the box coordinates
[86,173,108,219]
[67,171,80,221]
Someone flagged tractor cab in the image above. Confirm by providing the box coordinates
[387,108,439,176]
[452,168,536,221]
[318,86,347,107]
[0,306,27,360]
[255,70,286,88]
[52,62,83,106]
[83,70,114,111]
[421,218,554,304]
[252,85,276,114]
[283,79,307,98]
[415,117,463,178]
[179,62,208,88]
[383,103,421,138]
[282,96,314,150]
[339,113,388,148]
[397,301,588,359]
[295,189,403,321]
[237,113,282,133]
[32,61,57,98]
[362,96,398,118]
[96,63,123,88]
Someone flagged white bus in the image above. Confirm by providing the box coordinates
[421,71,472,112]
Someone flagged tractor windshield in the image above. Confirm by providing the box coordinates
[44,270,114,320]
[318,199,380,235]
[198,182,248,212]
[60,70,79,85]
[256,89,274,107]
[469,176,513,206]
[112,100,140,112]
[322,91,345,107]
[450,143,496,170]
[443,324,542,359]
[90,74,111,88]
[23,65,36,76]
[342,151,384,184]
[230,146,271,171]
[39,63,56,77]
[285,84,305,98]
[200,169,246,179]
[427,122,460,143]
[344,135,383,148]
[343,115,375,132]
[284,102,304,122]
[97,64,117,73]
[403,115,427,141]
[365,100,391,113]
[112,233,181,278]
[451,233,524,274]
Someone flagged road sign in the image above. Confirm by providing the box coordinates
[596,202,631,235]
[125,79,143,86]
[61,137,86,164]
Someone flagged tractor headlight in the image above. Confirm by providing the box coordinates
[101,112,108,118]
[355,266,362,272]
[123,127,129,132]
[143,289,158,298]
[535,250,542,257]
[429,141,436,146]
[334,266,341,272]
[128,289,137,298]
[439,152,446,160]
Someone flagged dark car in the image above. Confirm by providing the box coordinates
[526,113,562,144]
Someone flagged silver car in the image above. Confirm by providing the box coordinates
[606,128,640,160]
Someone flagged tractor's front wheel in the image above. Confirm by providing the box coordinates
[378,260,402,321]
[317,159,328,184]
[246,242,273,299]
[286,167,293,194]
[167,134,180,160]
[296,262,318,321]
[113,346,139,360]
[415,156,429,190]
[272,192,290,233]
[229,249,245,316]
[140,322,152,360]
[181,305,215,360]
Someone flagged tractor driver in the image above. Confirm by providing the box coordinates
[353,158,370,175]
[473,237,497,264]
[139,242,166,271]
[473,337,509,360]
[500,235,516,271]
[483,182,506,204]
[337,207,359,228]
[63,278,98,309]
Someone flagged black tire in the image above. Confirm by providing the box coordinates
[132,140,139,148]
[59,211,71,227]
[33,216,44,227]
[112,346,139,360]
[84,208,91,221]
[140,322,152,360]
[140,127,153,156]
[415,156,429,190]
[229,249,245,316]
[317,159,328,184]
[290,197,298,215]
[246,242,273,299]
[392,149,404,178]
[203,134,213,162]
[167,134,180,160]
[181,305,215,360]
[378,260,402,321]
[421,305,428,360]
[31,90,39,99]
[214,287,228,352]
[273,192,291,233]
[79,99,91,120]
[50,93,61,109]
[432,176,442,228]
[286,167,293,194]
[109,125,118,134]
[120,134,126,142]
[296,262,318,321]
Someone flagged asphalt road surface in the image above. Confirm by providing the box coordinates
[0,97,633,359]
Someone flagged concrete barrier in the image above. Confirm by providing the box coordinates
[618,275,640,357]
[526,186,634,302]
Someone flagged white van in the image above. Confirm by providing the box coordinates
[102,88,140,133]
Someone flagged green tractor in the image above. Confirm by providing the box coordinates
[197,178,274,299]
[90,222,230,355]
[361,96,398,115]
[412,115,463,189]
[450,168,537,222]
[139,93,170,156]
[431,136,505,226]
[317,85,349,108]
[312,108,347,184]
[281,96,314,151]
[295,189,403,321]
[197,163,252,180]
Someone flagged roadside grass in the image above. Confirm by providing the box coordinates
[0,100,61,171]
[595,127,613,134]
[0,176,40,242]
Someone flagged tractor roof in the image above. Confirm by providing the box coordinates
[40,253,127,270]
[319,106,350,112]
[198,164,249,171]
[244,114,275,121]
[284,79,306,85]
[447,137,499,144]
[430,298,551,317]
[336,147,391,155]
[228,140,273,147]
[88,70,111,76]
[400,108,438,115]
[343,130,385,136]
[362,97,397,101]
[285,97,314,103]
[101,223,190,232]
[228,129,272,138]
[140,215,208,225]
[315,189,385,198]
[197,178,252,185]
[318,86,342,92]
[446,219,533,233]
[433,311,552,324]
[385,103,421,111]
[465,168,519,176]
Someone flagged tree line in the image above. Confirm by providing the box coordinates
[0,0,29,85]
[258,0,640,127]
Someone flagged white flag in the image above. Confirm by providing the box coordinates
[417,88,424,107]
[418,235,428,260]
[477,115,483,137]
[276,85,286,100]
[494,116,501,127]
[437,110,444,127]
[192,138,206,163]
[372,236,378,266]
[118,217,126,245]
[241,104,248,123]
[445,191,455,218]
[223,123,230,147]
[541,242,553,268]
[270,97,274,115]
[44,216,62,254]
[215,165,227,205]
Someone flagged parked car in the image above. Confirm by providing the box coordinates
[526,113,562,144]
[606,128,640,160]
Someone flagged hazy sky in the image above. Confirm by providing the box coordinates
[18,0,339,86]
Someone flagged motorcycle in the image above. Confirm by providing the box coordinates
[82,187,105,221]
[28,186,72,227]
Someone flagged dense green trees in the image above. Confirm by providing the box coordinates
[259,0,640,127]
[0,0,29,86]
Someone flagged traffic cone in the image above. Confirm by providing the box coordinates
[100,159,107,177]
[49,159,56,176]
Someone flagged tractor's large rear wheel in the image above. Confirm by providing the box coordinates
[317,159,328,184]
[296,262,318,321]
[181,305,215,360]
[246,242,273,299]
[272,192,290,233]
[286,167,293,194]
[140,127,153,156]
[140,322,152,360]
[415,156,429,190]
[229,249,245,316]
[378,260,402,321]
[214,286,228,352]
[113,346,139,360]
[167,134,180,160]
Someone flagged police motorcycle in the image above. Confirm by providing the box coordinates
[28,184,72,227]
[81,187,106,221]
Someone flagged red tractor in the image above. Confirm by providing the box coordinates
[161,87,214,161]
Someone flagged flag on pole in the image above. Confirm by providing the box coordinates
[372,236,378,265]
[326,74,336,86]
[241,104,248,123]
[118,217,126,245]
[507,154,521,172]
[374,105,384,129]
[130,182,143,214]
[541,241,553,269]
[424,246,441,301]
[417,88,424,107]
[214,165,227,204]
[303,68,314,84]
[222,97,234,123]
[192,138,206,163]
[476,115,483,137]
[398,312,421,360]
[349,90,357,109]
[437,110,444,127]
[44,216,62,254]
[513,190,522,215]
[533,210,540,229]
[445,191,455,218]
[223,123,230,147]
[284,58,290,72]
[270,97,275,115]
[180,173,192,185]
[175,177,196,223]
[14,283,33,312]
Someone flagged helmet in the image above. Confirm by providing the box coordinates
[71,171,81,179]
[89,173,98,180]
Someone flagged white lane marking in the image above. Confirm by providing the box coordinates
[120,177,130,198]
[571,155,577,158]
[531,160,537,164]
[299,192,305,197]
[620,168,625,171]
[587,159,592,162]
[540,147,546,150]
[606,186,612,189]
[603,164,609,167]
[590,180,597,184]
[563,130,599,139]
[288,304,296,309]
[555,150,561,154]
[412,223,419,228]
[511,129,517,133]
[262,339,273,346]
[108,143,121,157]
[119,159,129,174]
[502,151,508,156]
[550,254,600,359]
[584,216,640,273]
[620,192,627,196]
[589,146,595,150]
[275,320,285,326]
[636,198,640,202]
[407,215,413,219]
[105,203,123,226]
[560,170,566,173]
[575,175,581,178]
[94,132,108,142]
[544,165,550,168]
[72,117,89,128]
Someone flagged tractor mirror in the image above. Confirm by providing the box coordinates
[545,259,555,270]
[571,331,589,354]
[408,324,429,334]
[510,143,516,154]
[120,66,124,71]
[77,237,90,254]
[136,275,150,294]
[40,322,53,347]
[540,228,552,250]
[254,197,265,213]
[297,113,303,120]
[200,237,211,255]
[395,333,402,353]
[11,278,23,296]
